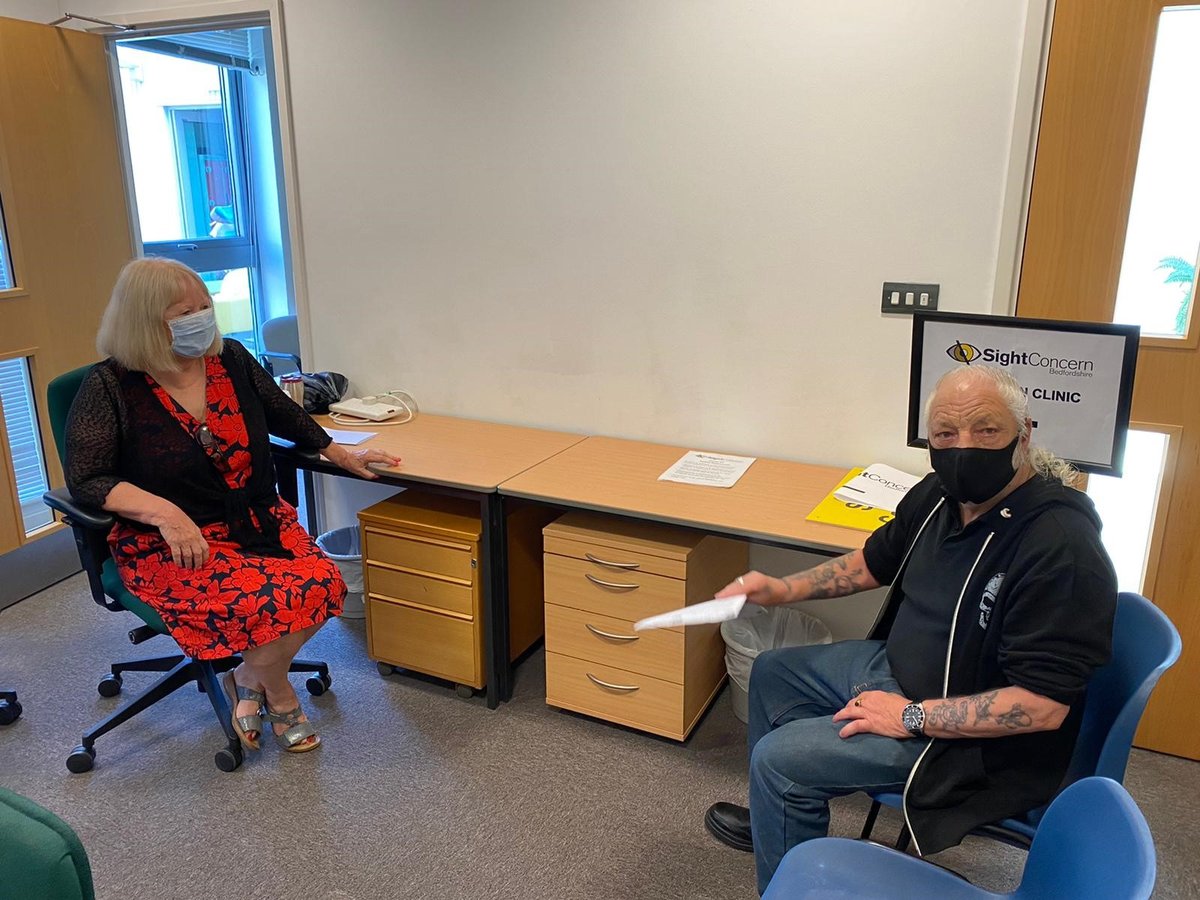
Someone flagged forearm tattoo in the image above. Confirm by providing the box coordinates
[796,553,870,600]
[924,690,1033,733]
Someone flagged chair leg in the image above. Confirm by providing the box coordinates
[860,800,884,840]
[110,654,185,677]
[289,658,329,677]
[80,659,197,748]
[196,662,241,746]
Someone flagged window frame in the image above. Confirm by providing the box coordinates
[136,62,259,281]
[0,351,53,537]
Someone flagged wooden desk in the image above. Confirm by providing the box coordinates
[272,414,585,708]
[500,435,868,555]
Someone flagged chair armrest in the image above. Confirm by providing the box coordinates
[269,437,324,467]
[43,488,124,612]
[259,351,303,376]
[43,487,114,530]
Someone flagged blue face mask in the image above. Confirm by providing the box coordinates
[169,307,218,358]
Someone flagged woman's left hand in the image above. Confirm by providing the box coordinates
[321,443,401,479]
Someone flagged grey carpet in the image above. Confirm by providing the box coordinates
[1,574,1196,899]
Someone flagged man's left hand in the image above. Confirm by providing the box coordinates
[832,690,912,740]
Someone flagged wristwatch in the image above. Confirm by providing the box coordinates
[902,701,926,737]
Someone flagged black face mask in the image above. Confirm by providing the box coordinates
[928,437,1020,504]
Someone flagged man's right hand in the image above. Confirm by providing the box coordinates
[715,570,790,606]
[155,506,210,570]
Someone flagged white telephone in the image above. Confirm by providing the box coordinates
[329,390,417,425]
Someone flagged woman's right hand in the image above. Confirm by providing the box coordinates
[155,505,209,569]
[715,570,790,606]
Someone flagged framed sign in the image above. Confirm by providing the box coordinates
[909,311,1140,474]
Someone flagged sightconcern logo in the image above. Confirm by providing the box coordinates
[945,341,1094,377]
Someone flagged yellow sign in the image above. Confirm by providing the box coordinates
[806,468,896,532]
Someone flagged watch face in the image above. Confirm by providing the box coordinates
[903,704,924,734]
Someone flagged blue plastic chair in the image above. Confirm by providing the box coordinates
[765,777,1155,899]
[861,591,1181,850]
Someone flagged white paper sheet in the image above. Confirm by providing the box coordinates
[832,463,921,512]
[633,594,747,631]
[323,427,377,446]
[658,451,757,488]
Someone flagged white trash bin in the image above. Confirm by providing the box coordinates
[721,606,832,723]
[316,526,365,619]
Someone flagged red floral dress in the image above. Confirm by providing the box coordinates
[108,356,345,660]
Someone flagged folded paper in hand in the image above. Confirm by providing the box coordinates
[633,594,747,631]
[832,463,921,513]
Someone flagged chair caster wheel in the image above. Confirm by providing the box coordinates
[376,662,396,677]
[97,674,123,698]
[306,672,332,696]
[0,699,21,725]
[67,746,96,774]
[455,684,474,699]
[215,746,244,772]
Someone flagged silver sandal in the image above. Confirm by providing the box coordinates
[263,705,321,753]
[222,671,266,751]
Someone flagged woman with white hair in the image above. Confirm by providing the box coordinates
[65,258,399,754]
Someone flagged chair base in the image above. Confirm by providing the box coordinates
[68,654,331,773]
[0,689,20,725]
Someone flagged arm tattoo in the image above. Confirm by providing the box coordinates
[996,705,1033,729]
[972,690,997,724]
[925,699,970,731]
[801,553,868,600]
[924,689,1033,734]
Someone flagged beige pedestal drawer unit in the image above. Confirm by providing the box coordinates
[543,512,748,740]
[359,492,555,693]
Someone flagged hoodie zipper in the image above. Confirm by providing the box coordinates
[900,529,995,857]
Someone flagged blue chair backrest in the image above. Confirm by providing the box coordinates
[1018,777,1155,899]
[1064,592,1182,787]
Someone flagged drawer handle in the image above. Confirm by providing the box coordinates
[586,672,641,692]
[585,623,640,643]
[585,552,641,571]
[584,573,639,591]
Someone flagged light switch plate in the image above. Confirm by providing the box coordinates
[881,281,939,315]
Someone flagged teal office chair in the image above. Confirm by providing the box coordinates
[42,364,332,773]
[0,786,95,900]
[861,590,1181,851]
[764,777,1155,900]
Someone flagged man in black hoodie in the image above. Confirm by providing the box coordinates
[704,365,1116,894]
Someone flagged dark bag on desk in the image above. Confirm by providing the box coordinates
[300,372,350,414]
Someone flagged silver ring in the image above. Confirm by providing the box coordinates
[737,576,745,586]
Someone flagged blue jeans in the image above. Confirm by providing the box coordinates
[747,640,926,893]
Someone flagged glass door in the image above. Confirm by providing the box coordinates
[112,25,294,363]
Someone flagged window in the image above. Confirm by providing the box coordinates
[0,193,13,290]
[1112,7,1200,340]
[113,26,292,359]
[0,357,52,535]
[1086,428,1171,594]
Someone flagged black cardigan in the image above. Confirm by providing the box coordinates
[66,339,332,555]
